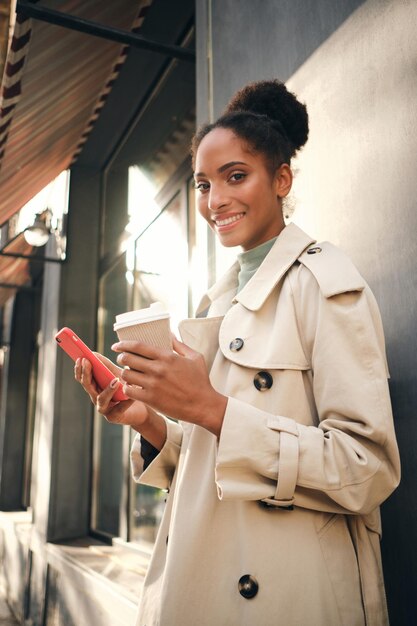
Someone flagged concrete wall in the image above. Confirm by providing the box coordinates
[196,0,417,623]
[287,5,417,621]
[196,0,366,122]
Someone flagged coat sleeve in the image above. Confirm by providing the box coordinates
[215,263,400,515]
[130,417,183,490]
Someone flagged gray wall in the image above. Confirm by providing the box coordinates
[196,0,366,122]
[196,1,417,623]
[288,5,417,622]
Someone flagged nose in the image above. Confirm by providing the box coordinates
[208,185,229,212]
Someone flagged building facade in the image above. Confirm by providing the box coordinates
[0,1,416,624]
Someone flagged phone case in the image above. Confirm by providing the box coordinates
[55,327,128,402]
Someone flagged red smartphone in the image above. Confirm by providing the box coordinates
[55,327,128,402]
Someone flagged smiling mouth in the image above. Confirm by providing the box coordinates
[213,212,245,227]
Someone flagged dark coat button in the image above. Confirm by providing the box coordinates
[307,246,322,254]
[254,371,273,391]
[229,337,244,351]
[238,574,259,599]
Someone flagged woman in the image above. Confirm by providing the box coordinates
[76,80,400,626]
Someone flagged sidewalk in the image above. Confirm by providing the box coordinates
[0,594,19,625]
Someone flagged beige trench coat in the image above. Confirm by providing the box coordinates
[131,223,400,626]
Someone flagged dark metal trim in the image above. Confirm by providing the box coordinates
[16,0,195,62]
[0,283,38,290]
[89,528,114,546]
[103,19,195,172]
[0,250,65,263]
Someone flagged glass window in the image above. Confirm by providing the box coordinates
[102,167,129,261]
[94,51,196,544]
[188,176,210,314]
[0,172,69,512]
[133,191,189,331]
[128,185,190,543]
[94,169,196,541]
[214,230,239,282]
[129,474,166,546]
[22,304,41,507]
[92,255,131,536]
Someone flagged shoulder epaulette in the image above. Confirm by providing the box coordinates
[298,242,366,297]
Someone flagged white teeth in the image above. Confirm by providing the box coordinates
[214,213,245,227]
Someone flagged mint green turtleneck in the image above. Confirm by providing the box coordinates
[236,237,277,293]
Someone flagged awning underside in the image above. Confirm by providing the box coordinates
[0,0,152,227]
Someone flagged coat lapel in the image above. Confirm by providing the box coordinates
[235,223,315,311]
[181,224,315,369]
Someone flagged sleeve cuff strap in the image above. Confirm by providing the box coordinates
[267,415,299,437]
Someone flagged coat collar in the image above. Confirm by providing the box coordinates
[196,223,315,316]
[195,260,240,317]
[236,223,315,310]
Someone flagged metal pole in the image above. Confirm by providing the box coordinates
[16,0,195,62]
[0,230,21,254]
[0,283,39,290]
[0,251,64,263]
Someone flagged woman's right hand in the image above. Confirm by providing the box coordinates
[74,353,149,427]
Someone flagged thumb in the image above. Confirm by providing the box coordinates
[93,352,122,376]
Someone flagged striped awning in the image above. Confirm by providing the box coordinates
[0,0,153,227]
[0,0,153,303]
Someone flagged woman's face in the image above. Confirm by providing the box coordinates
[194,128,291,251]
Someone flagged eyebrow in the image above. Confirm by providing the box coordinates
[194,161,247,178]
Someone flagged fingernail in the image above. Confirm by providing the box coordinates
[111,343,121,351]
[110,378,119,389]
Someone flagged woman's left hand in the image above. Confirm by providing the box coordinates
[111,335,227,437]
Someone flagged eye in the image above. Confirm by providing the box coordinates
[229,172,246,183]
[194,181,210,192]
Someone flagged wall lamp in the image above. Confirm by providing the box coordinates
[0,209,66,263]
[22,214,51,247]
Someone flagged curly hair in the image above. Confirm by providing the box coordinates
[191,80,309,172]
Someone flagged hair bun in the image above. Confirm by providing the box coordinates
[225,79,309,154]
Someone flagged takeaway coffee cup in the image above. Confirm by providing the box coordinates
[113,302,172,350]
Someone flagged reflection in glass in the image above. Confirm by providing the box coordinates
[130,481,167,545]
[133,192,188,333]
[129,190,189,542]
[92,255,131,536]
[95,54,196,544]
[127,166,160,237]
[187,176,209,313]
[215,226,239,281]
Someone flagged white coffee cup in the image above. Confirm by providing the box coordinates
[113,302,172,349]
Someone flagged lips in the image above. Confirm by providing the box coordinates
[212,212,245,229]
